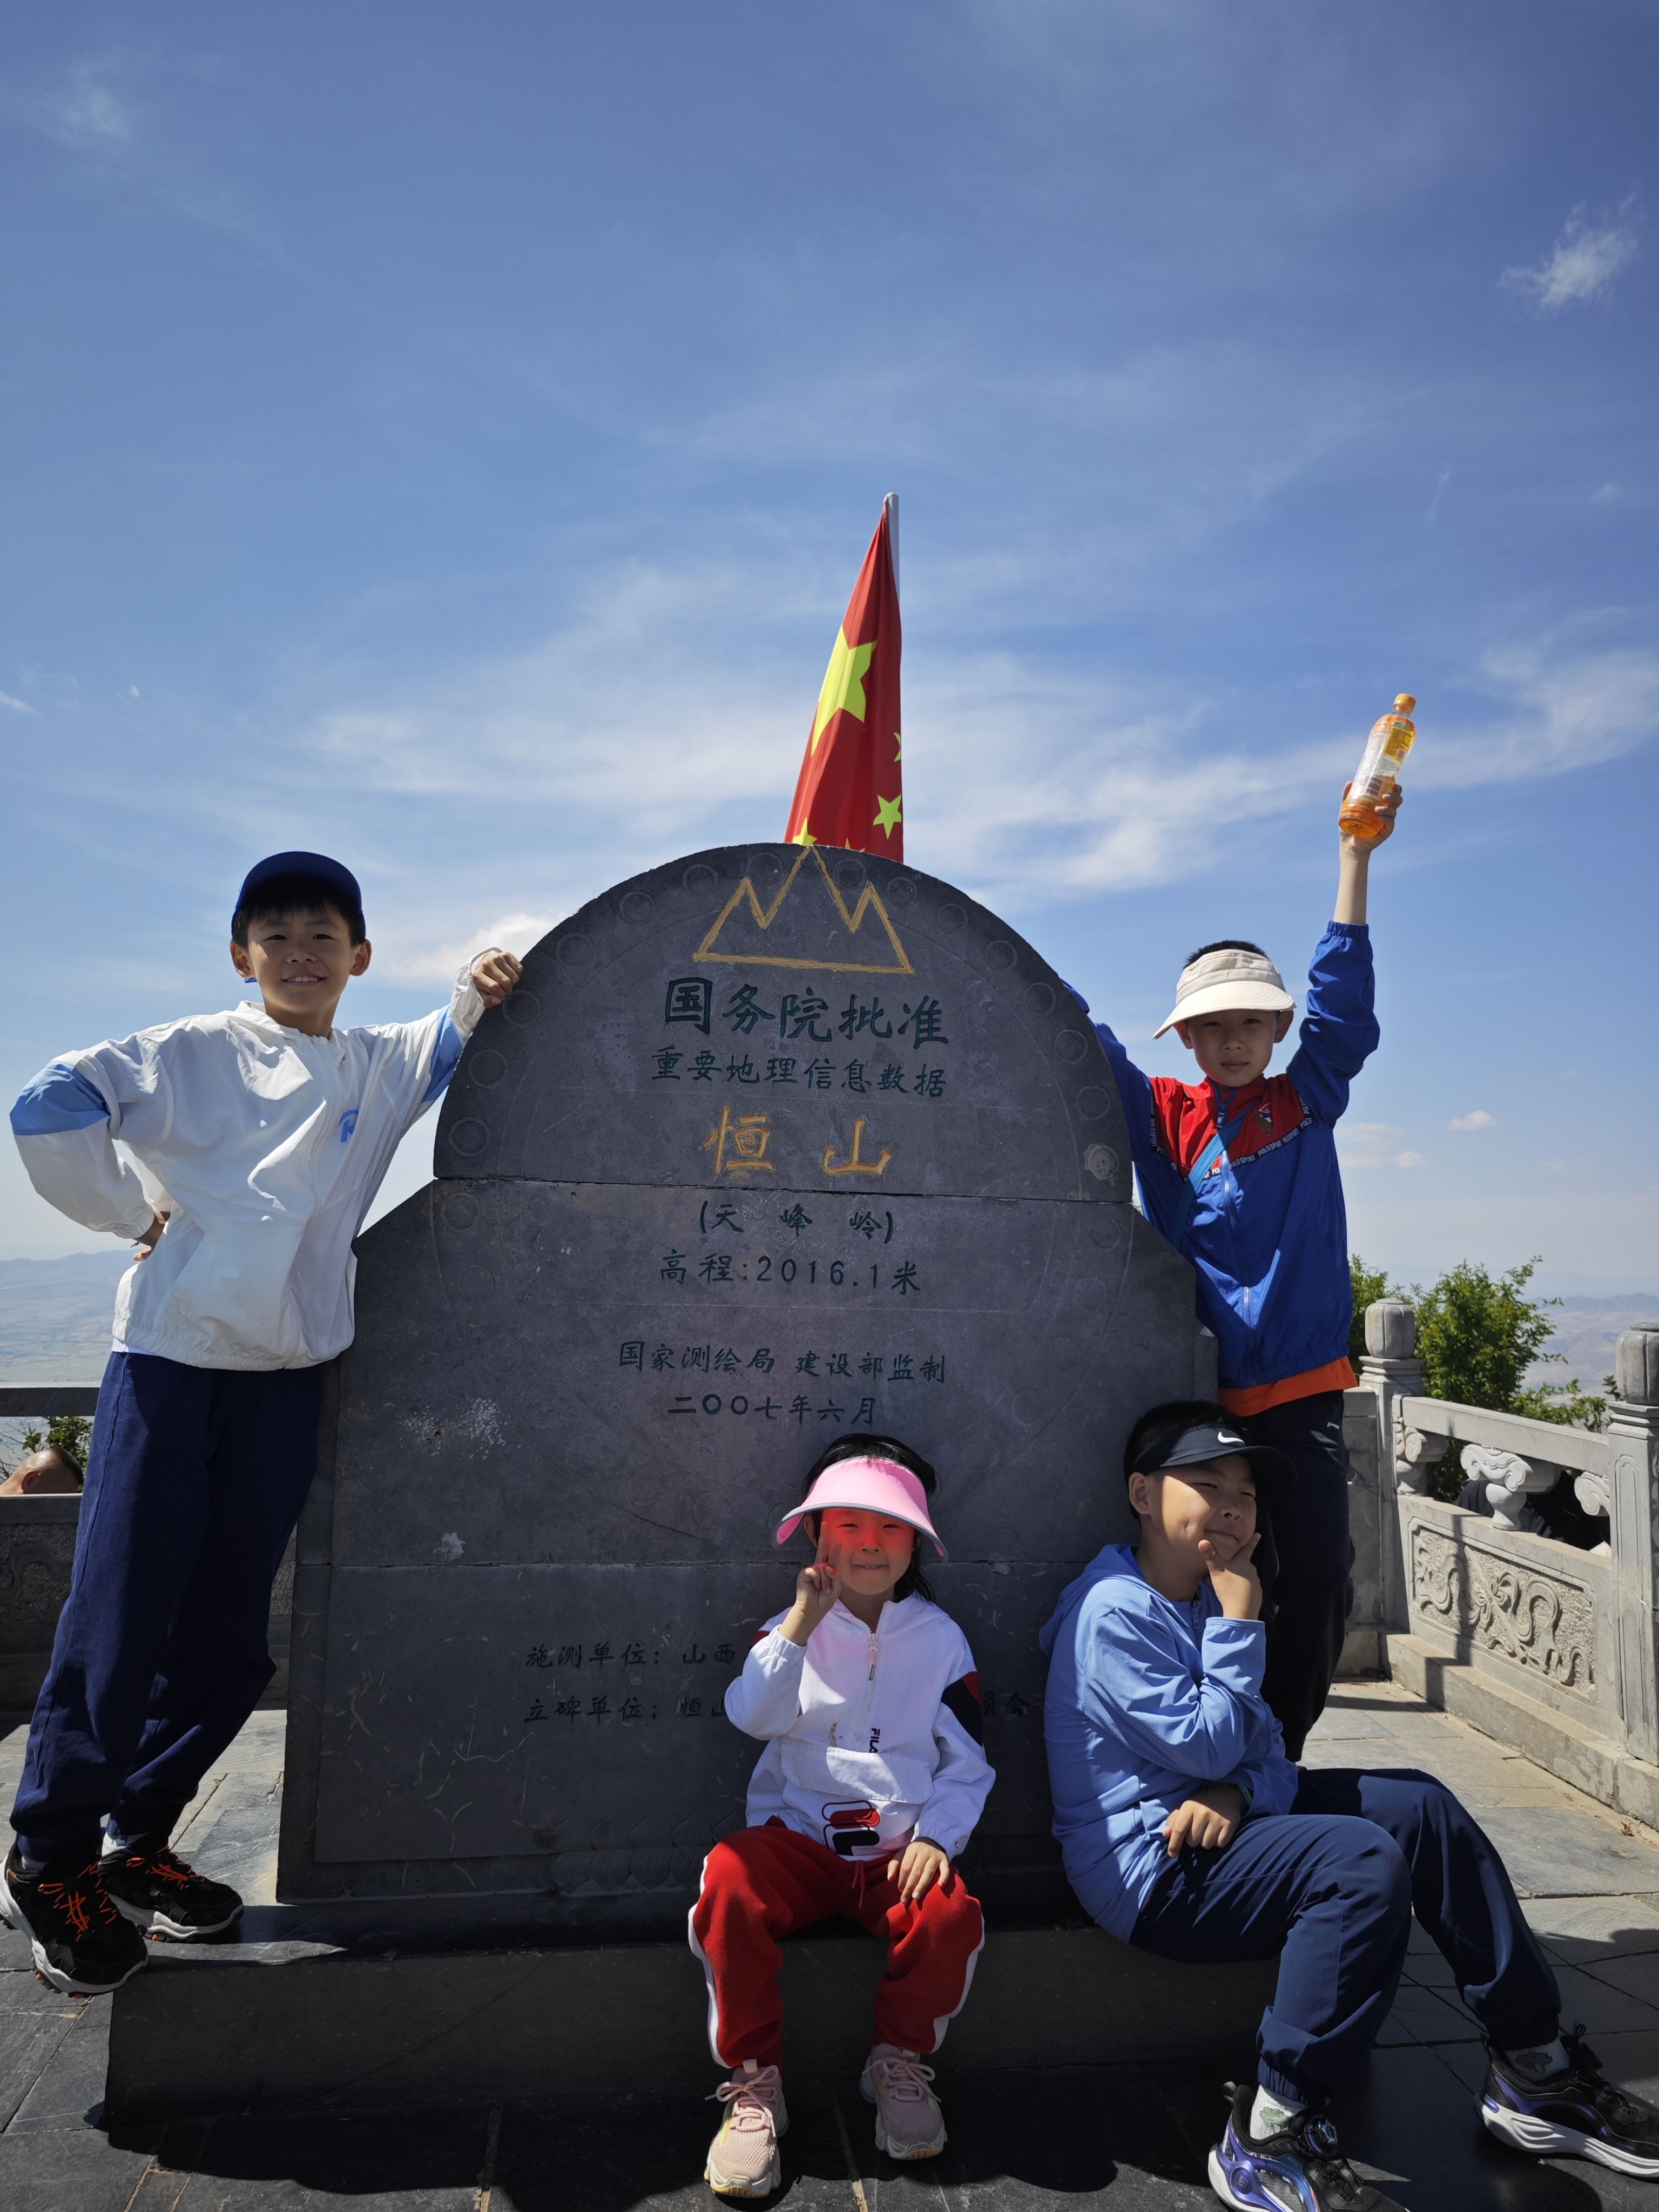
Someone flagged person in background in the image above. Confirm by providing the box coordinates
[0,1446,84,1497]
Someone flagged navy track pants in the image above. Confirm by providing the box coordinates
[1129,1767,1561,2103]
[11,1350,323,1862]
[1237,1392,1353,1758]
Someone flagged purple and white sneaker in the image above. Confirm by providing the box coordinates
[1208,2083,1405,2212]
[1481,2026,1659,2177]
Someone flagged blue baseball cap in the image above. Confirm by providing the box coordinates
[234,851,363,922]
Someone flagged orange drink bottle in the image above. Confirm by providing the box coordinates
[1339,693,1416,842]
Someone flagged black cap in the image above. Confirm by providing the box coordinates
[234,851,362,921]
[1134,1420,1294,1483]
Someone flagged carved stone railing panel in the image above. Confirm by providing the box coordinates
[1410,1521,1595,1695]
[0,1520,79,1637]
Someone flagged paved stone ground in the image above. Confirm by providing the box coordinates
[9,1681,1659,2210]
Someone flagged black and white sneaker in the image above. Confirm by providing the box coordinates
[101,1840,243,1939]
[1208,2082,1406,2212]
[1482,2026,1659,2177]
[2,1843,149,1995]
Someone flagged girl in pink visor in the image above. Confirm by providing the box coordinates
[689,1433,994,2196]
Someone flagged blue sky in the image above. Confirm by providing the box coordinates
[2,1,1655,1292]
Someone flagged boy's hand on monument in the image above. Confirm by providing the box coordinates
[471,949,523,1008]
[1199,1532,1262,1621]
[893,1838,951,1905]
[780,1561,840,1646]
[1163,1784,1247,1856]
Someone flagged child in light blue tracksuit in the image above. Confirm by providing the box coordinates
[1041,1399,1659,2212]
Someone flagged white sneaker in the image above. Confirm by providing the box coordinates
[860,2042,947,2159]
[705,2059,788,2197]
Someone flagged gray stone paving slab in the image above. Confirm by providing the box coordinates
[0,2119,164,2212]
[0,2006,76,2129]
[1375,1984,1482,2047]
[500,2085,881,2210]
[1477,1812,1659,1900]
[1400,1939,1459,1988]
[170,1710,287,1910]
[130,2107,489,2208]
[1571,1951,1659,2012]
[1523,1896,1659,1964]
[1298,1709,1393,1741]
[1350,2043,1657,2212]
[6,2004,113,2130]
[1545,1964,1659,2036]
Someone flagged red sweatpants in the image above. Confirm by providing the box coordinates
[689,1823,986,2069]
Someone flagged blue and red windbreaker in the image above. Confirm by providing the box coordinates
[1088,922,1378,1408]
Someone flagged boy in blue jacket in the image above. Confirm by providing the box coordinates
[1041,1400,1659,2208]
[1076,783,1399,1756]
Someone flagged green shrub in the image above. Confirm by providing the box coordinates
[1348,1255,1606,1502]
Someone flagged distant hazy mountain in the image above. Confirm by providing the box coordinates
[1536,1297,1659,1394]
[0,1252,129,1383]
[1,1253,1653,1402]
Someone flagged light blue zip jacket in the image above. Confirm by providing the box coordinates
[1038,1543,1299,1937]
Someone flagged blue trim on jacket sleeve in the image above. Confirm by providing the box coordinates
[1285,921,1379,1124]
[421,1012,468,1107]
[11,1062,110,1136]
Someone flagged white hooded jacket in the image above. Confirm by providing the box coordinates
[723,1594,994,1860]
[10,962,491,1371]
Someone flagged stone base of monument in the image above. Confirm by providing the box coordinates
[104,1902,1274,2122]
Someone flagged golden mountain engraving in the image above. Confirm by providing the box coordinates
[694,848,914,976]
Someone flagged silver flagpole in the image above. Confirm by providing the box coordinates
[882,491,899,592]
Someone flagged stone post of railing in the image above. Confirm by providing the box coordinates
[1608,1327,1659,1766]
[1358,1299,1447,1497]
[1356,1298,1444,1635]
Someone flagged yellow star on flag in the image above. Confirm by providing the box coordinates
[873,793,903,839]
[811,628,876,750]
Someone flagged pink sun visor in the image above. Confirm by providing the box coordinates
[773,1455,947,1560]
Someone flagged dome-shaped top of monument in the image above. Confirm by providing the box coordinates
[436,842,1129,1205]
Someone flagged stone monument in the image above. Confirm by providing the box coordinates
[279,842,1210,1921]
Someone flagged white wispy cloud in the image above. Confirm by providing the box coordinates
[38,64,136,151]
[1502,206,1640,311]
[1448,1110,1496,1131]
[1339,1123,1426,1171]
[18,56,284,256]
[1418,637,1659,789]
[278,554,1659,936]
[377,911,566,988]
[0,693,40,717]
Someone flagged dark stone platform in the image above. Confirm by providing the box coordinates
[100,1904,1277,2124]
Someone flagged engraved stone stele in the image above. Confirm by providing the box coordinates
[279,844,1205,1919]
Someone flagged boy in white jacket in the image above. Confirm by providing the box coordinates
[3,851,519,1997]
[690,1434,993,2198]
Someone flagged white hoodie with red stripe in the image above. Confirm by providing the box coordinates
[723,1594,994,1860]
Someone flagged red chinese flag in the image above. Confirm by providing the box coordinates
[785,496,902,859]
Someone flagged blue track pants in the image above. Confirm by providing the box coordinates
[11,1351,323,1862]
[1130,1766,1560,2103]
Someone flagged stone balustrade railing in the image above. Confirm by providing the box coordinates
[0,1382,295,1709]
[1344,1304,1659,1824]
